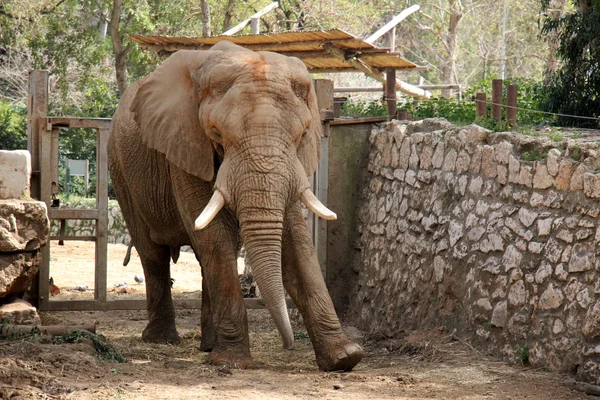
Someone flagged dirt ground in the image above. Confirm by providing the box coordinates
[0,242,593,399]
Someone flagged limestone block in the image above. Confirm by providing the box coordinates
[538,283,564,310]
[0,200,49,253]
[448,220,464,247]
[399,138,411,170]
[494,141,514,164]
[544,238,563,263]
[537,218,553,236]
[584,173,600,198]
[491,300,508,327]
[481,146,498,178]
[518,208,538,228]
[556,229,574,244]
[468,176,483,195]
[0,251,42,297]
[508,155,520,183]
[554,160,575,191]
[508,280,527,306]
[442,148,457,172]
[455,150,470,174]
[502,245,522,272]
[517,165,533,188]
[570,164,589,191]
[533,163,554,189]
[409,144,420,169]
[497,165,508,185]
[0,299,41,325]
[547,148,561,176]
[569,243,595,273]
[469,147,482,173]
[0,150,31,199]
[583,301,600,339]
[420,145,434,169]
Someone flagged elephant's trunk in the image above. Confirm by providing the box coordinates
[239,210,293,349]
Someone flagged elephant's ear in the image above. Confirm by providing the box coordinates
[296,81,322,177]
[131,50,217,182]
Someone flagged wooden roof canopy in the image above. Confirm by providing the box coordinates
[127,4,431,98]
[128,29,418,74]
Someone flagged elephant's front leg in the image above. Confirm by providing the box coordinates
[193,218,252,368]
[282,203,364,371]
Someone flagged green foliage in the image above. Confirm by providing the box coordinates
[516,344,529,364]
[53,330,127,363]
[0,101,27,150]
[340,99,387,118]
[521,149,548,162]
[406,97,475,124]
[540,4,600,128]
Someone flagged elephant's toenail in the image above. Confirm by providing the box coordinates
[336,352,348,360]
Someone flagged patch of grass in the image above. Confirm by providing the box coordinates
[293,331,309,340]
[571,132,583,140]
[53,330,127,363]
[516,344,529,364]
[548,132,564,142]
[521,150,548,162]
[568,145,582,161]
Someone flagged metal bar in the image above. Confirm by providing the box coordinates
[222,2,278,36]
[492,79,503,121]
[49,209,99,220]
[365,5,420,45]
[95,128,109,303]
[47,117,112,130]
[27,71,48,200]
[506,84,518,126]
[50,236,97,241]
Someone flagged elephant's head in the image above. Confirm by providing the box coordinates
[130,41,335,349]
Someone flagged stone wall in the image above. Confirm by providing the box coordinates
[351,118,600,384]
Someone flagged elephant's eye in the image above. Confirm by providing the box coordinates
[211,127,223,143]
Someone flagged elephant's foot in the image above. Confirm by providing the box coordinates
[208,347,254,369]
[142,321,180,344]
[315,339,364,372]
[199,335,214,352]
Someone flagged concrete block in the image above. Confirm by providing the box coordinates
[0,150,31,199]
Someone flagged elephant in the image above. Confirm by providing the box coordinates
[107,41,364,371]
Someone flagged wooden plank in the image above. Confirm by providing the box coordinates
[331,117,387,126]
[313,79,334,116]
[49,209,99,220]
[95,128,109,302]
[41,297,294,311]
[222,2,278,36]
[323,43,431,99]
[27,71,48,200]
[50,129,59,195]
[50,236,97,242]
[47,117,112,130]
[316,136,329,277]
[334,84,460,93]
[307,66,427,73]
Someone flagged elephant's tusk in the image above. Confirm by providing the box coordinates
[301,189,337,220]
[194,190,225,230]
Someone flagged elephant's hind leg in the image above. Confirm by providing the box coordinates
[138,240,180,344]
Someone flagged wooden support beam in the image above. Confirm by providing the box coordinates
[27,71,48,200]
[95,128,109,303]
[492,79,503,121]
[49,209,99,220]
[47,117,112,130]
[385,68,397,119]
[365,5,420,45]
[250,18,259,34]
[506,84,517,126]
[475,93,487,118]
[222,2,278,36]
[323,43,431,99]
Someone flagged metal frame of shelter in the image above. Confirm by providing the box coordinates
[32,19,427,312]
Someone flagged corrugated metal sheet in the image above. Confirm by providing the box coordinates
[127,29,418,72]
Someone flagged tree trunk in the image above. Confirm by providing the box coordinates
[544,0,567,83]
[441,0,463,98]
[201,0,211,37]
[110,0,128,95]
[222,0,237,32]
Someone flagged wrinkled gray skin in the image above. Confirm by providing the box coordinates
[107,41,364,371]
